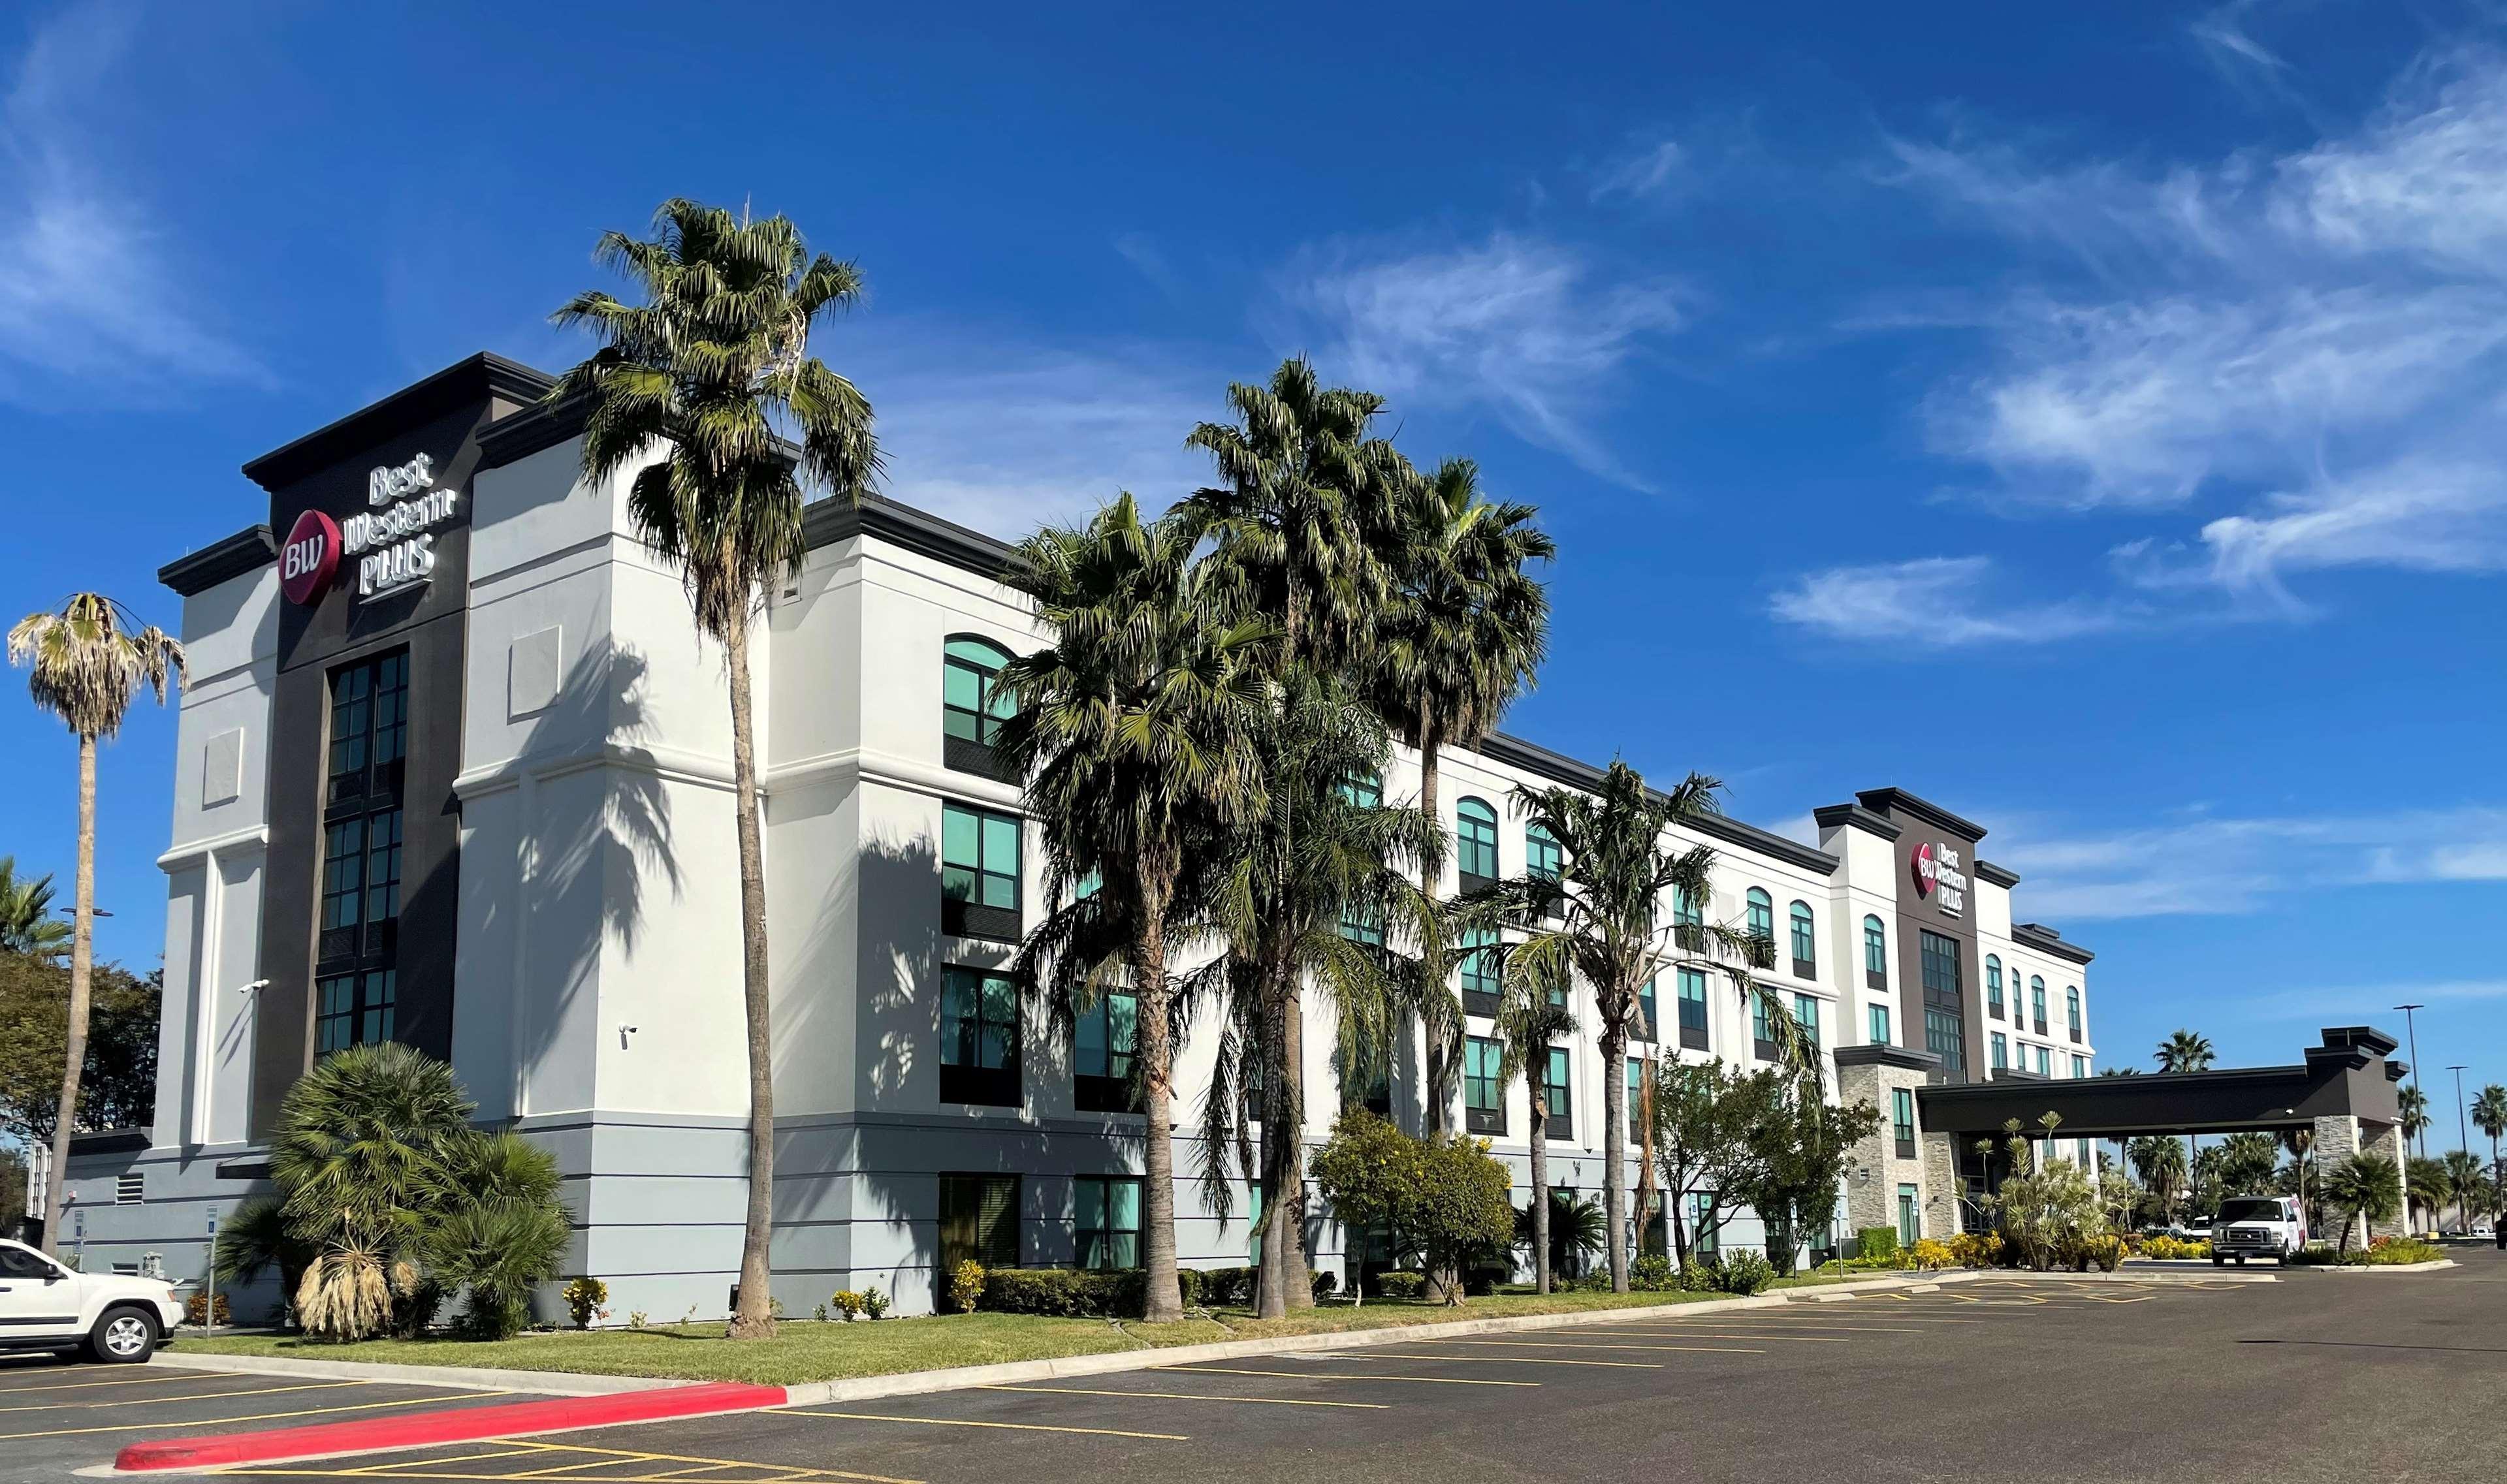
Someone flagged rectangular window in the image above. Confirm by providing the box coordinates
[1459,926,1500,1015]
[1990,1032,2007,1071]
[1464,1036,1505,1136]
[1527,829,1563,918]
[1892,1088,1916,1159]
[1689,1192,1718,1257]
[1919,930,1966,1077]
[1073,990,1138,1113]
[1542,1046,1573,1139]
[939,1174,1020,1272]
[1072,1176,1142,1271]
[315,651,415,1053]
[1635,978,1657,1043]
[1896,1184,1919,1247]
[1340,906,1385,947]
[1793,993,1820,1054]
[2071,1054,2088,1080]
[940,966,1021,1106]
[1676,968,1710,1051]
[942,803,1022,941]
[2036,1045,2052,1077]
[1868,1003,1891,1046]
[1752,991,1779,1062]
[325,650,408,810]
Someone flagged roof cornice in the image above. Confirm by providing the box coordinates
[242,352,555,492]
[1813,802,1901,842]
[160,524,275,596]
[1855,787,1988,844]
[1975,859,2020,889]
[1478,734,1838,874]
[2013,921,2093,965]
[803,493,1018,574]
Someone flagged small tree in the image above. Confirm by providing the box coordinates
[1409,1134,1517,1303]
[1311,1111,1422,1306]
[1729,1076,1881,1271]
[2321,1152,2403,1252]
[1653,1062,1788,1265]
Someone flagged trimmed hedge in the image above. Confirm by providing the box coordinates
[980,1267,1202,1318]
[1855,1227,1899,1262]
[1189,1265,1336,1306]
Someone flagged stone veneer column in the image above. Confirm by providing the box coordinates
[1921,1132,1960,1239]
[1832,1045,1943,1244]
[2361,1120,2411,1240]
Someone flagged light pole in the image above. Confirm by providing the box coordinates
[2450,1065,2471,1233]
[2395,1003,2426,1159]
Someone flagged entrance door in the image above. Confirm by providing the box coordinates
[1896,1184,1920,1246]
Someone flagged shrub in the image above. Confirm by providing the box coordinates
[2141,1235,2211,1261]
[1375,1271,1428,1301]
[861,1286,889,1319]
[2291,1237,2442,1267]
[831,1290,865,1320]
[562,1277,609,1331]
[979,1267,1200,1318]
[1855,1227,1899,1263]
[1631,1254,1676,1291]
[814,1303,829,1323]
[1947,1232,2002,1269]
[948,1260,985,1314]
[1895,1238,1955,1272]
[183,1290,233,1327]
[1712,1250,1778,1295]
[626,1310,648,1329]
[1188,1265,1322,1307]
[2070,1234,2128,1272]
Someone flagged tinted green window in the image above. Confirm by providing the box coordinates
[1891,1088,1915,1145]
[1636,978,1657,1039]
[1746,888,1773,943]
[1543,1047,1571,1118]
[1527,825,1561,883]
[1864,916,1887,977]
[1789,902,1815,968]
[1793,993,1820,1051]
[943,803,1021,910]
[1985,955,2004,1015]
[2030,976,2047,1026]
[2066,987,2082,1036]
[1464,1038,1503,1116]
[1073,1176,1141,1270]
[1456,798,1499,884]
[1340,769,1381,808]
[1990,1033,2007,1070]
[1868,1003,1891,1045]
[1074,991,1136,1080]
[1458,926,1499,1000]
[943,637,1014,744]
[1676,968,1708,1035]
[1896,1184,1919,1246]
[942,967,1019,1070]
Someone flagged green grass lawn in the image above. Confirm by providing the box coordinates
[170,1286,1757,1387]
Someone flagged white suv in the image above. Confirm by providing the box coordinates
[0,1238,186,1363]
[2209,1196,2307,1265]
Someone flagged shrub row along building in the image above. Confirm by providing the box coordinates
[67,355,2102,1316]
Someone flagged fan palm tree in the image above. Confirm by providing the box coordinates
[9,593,184,1256]
[2320,1152,2402,1252]
[549,198,878,1338]
[2473,1084,2507,1220]
[1189,676,1442,1317]
[997,494,1272,1323]
[2279,1125,2315,1233]
[2441,1148,2487,1230]
[0,858,71,959]
[1179,358,1402,1312]
[2405,1155,2451,1235]
[1489,958,1577,1293]
[2128,1135,2187,1220]
[2397,1085,2431,1160]
[1366,456,1552,1131]
[1458,761,1795,1292]
[2154,1029,2216,1208]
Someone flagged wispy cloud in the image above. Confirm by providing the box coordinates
[1768,555,2128,646]
[1589,136,1684,202]
[1271,232,1683,488]
[2216,977,2507,1026]
[1991,804,2507,920]
[857,327,1220,539]
[0,1,264,404]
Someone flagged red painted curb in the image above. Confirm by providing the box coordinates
[112,1380,788,1472]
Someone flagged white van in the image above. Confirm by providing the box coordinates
[2210,1195,2307,1265]
[0,1239,187,1363]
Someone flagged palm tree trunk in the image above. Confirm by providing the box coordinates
[1419,729,1447,1136]
[722,618,778,1339]
[1528,1090,1551,1294]
[1601,1017,1630,1293]
[1134,864,1183,1325]
[1634,1064,1657,1265]
[1256,963,1311,1318]
[39,735,95,1257]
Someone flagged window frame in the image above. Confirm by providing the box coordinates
[1455,797,1500,892]
[1868,1002,1891,1047]
[1675,968,1710,1052]
[2066,986,2083,1042]
[1793,992,1821,1054]
[939,1173,1021,1272]
[1464,1035,1505,1137]
[1863,915,1888,990]
[1745,887,1774,948]
[1919,929,1966,1076]
[1990,1032,2008,1071]
[1541,1046,1573,1140]
[1985,955,2004,1018]
[1891,1087,1917,1159]
[1458,926,1501,1017]
[2030,975,2048,1035]
[942,802,1024,941]
[315,650,409,1053]
[1751,988,1780,1062]
[1072,1175,1142,1271]
[1788,900,1816,978]
[1073,988,1140,1114]
[942,635,1018,781]
[1526,824,1563,919]
[940,964,1022,1107]
[1634,977,1657,1043]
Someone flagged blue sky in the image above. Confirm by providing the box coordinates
[2,1,2501,1122]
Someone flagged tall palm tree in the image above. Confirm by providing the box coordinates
[0,858,71,959]
[2154,1029,2216,1208]
[1489,957,1577,1293]
[550,198,878,1338]
[2320,1152,2401,1252]
[1460,761,1795,1292]
[2397,1085,2431,1160]
[1365,456,1550,1132]
[9,593,184,1257]
[1179,358,1399,1312]
[2441,1148,2486,1231]
[2128,1135,2186,1221]
[998,494,1272,1324]
[2472,1083,2507,1222]
[2405,1155,2451,1235]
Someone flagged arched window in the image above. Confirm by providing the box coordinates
[1456,798,1499,891]
[1526,823,1561,918]
[1985,955,2004,1017]
[2029,975,2047,1032]
[1745,887,1773,945]
[943,636,1015,780]
[2066,986,2083,1041]
[1788,901,1815,975]
[1862,915,1887,989]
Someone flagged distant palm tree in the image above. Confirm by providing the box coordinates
[2129,1135,2187,1221]
[2397,1086,2431,1160]
[2154,1030,2216,1208]
[550,199,878,1338]
[10,593,184,1257]
[2442,1148,2487,1231]
[1490,958,1577,1293]
[999,494,1272,1324]
[2320,1152,2402,1252]
[0,857,70,959]
[2473,1084,2507,1222]
[1368,455,1551,1132]
[2406,1156,2451,1235]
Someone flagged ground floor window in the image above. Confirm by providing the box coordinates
[1896,1184,1919,1247]
[1073,1176,1141,1270]
[1688,1192,1718,1257]
[940,1174,1020,1272]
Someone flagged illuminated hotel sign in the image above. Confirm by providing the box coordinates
[344,453,458,600]
[1911,842,1967,917]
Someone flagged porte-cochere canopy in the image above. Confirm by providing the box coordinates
[1914,1026,2406,1141]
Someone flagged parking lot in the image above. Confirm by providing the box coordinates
[7,1259,2500,1483]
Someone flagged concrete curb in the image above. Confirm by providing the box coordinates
[778,1272,1967,1406]
[1991,1269,2280,1285]
[2305,1259,2458,1273]
[111,1382,786,1473]
[150,1347,684,1397]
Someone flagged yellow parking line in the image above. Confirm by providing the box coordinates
[1559,1329,1846,1343]
[1656,1320,1929,1333]
[0,1389,504,1441]
[977,1383,1386,1410]
[1356,1351,1662,1369]
[1163,1365,1536,1387]
[781,1407,1190,1440]
[501,1438,922,1483]
[345,1448,547,1472]
[0,1369,285,1395]
[0,1379,369,1413]
[1429,1338,1764,1355]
